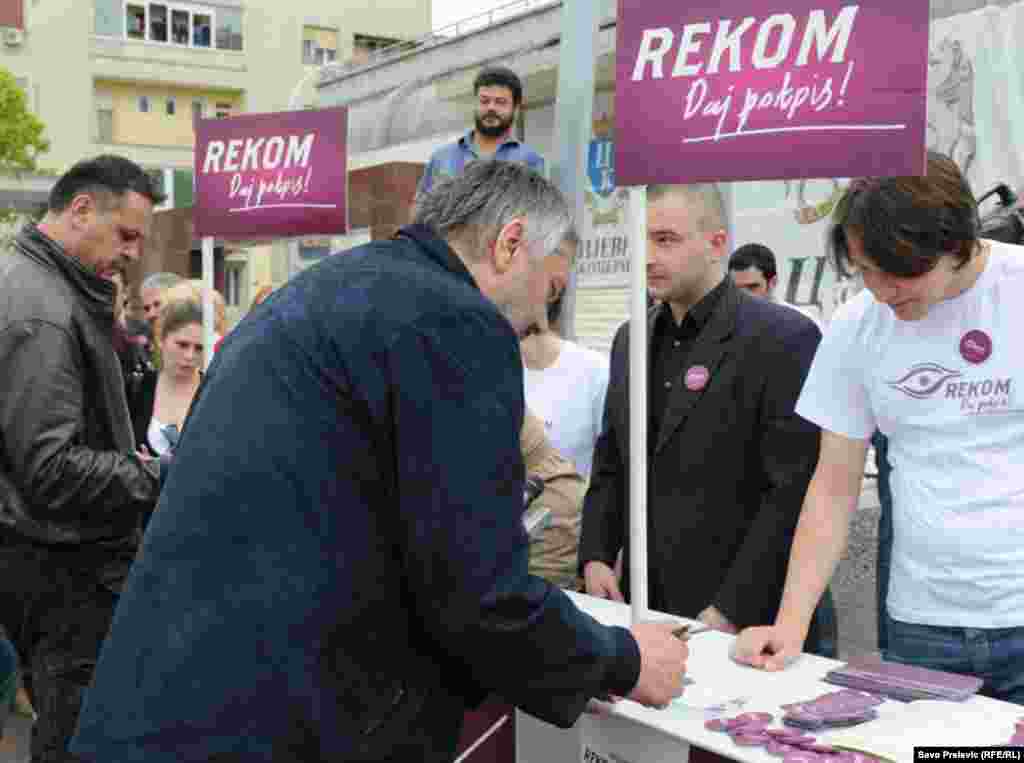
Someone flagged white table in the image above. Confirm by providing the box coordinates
[516,592,1020,763]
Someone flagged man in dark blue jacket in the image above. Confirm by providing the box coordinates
[71,161,689,763]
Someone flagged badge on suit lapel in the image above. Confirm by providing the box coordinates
[685,365,710,392]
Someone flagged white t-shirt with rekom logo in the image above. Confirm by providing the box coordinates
[796,240,1024,628]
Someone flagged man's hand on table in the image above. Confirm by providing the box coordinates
[584,560,625,602]
[697,605,738,634]
[626,622,690,709]
[731,624,804,671]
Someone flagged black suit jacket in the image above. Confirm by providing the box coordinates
[579,279,821,630]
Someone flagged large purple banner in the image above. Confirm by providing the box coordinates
[194,107,348,239]
[615,1,929,185]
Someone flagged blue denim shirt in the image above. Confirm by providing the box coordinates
[418,130,545,195]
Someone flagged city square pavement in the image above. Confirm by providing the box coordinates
[0,483,884,763]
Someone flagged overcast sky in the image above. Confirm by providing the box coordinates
[431,0,515,31]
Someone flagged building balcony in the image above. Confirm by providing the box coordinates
[90,35,248,90]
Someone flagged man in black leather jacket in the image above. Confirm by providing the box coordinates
[0,155,163,762]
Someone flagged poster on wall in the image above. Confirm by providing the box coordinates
[576,119,632,289]
[614,0,930,185]
[194,106,349,239]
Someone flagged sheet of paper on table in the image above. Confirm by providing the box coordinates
[664,630,793,717]
[826,700,1020,762]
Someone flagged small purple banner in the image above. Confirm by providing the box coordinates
[615,0,929,185]
[194,107,348,239]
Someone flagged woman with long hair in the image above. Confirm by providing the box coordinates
[131,299,204,456]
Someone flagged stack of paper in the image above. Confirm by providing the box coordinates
[828,700,1016,762]
[824,655,982,702]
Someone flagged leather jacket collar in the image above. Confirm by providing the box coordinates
[14,223,116,322]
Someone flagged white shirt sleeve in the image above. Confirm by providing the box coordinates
[591,352,610,442]
[795,299,876,441]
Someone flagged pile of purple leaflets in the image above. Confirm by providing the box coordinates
[703,712,884,762]
[824,656,983,702]
[781,690,885,731]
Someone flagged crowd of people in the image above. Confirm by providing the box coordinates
[0,63,1021,763]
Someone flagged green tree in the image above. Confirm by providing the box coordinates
[0,65,48,173]
[0,65,49,229]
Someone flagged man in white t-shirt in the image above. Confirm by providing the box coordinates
[734,152,1024,706]
[520,233,609,481]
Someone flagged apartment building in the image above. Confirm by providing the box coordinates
[0,0,430,323]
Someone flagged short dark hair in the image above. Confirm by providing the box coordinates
[49,155,166,213]
[729,243,777,281]
[828,151,979,279]
[473,66,523,106]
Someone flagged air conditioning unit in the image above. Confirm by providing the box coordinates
[2,28,24,47]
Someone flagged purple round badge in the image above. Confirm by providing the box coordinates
[960,330,992,364]
[685,365,710,391]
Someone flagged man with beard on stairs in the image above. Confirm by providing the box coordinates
[417,66,545,196]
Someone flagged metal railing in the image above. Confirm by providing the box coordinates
[327,0,559,77]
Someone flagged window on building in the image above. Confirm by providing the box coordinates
[193,12,211,47]
[13,77,33,113]
[96,108,114,143]
[302,26,338,65]
[138,95,150,113]
[112,2,235,49]
[191,99,204,121]
[95,0,123,36]
[354,33,402,52]
[166,96,176,116]
[224,262,246,308]
[170,8,189,44]
[0,0,24,28]
[351,33,403,64]
[214,7,242,51]
[126,4,146,39]
[149,3,168,42]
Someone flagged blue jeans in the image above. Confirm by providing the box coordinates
[810,588,837,659]
[0,628,15,737]
[886,616,1024,706]
[872,431,893,654]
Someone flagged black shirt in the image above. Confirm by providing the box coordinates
[648,278,728,452]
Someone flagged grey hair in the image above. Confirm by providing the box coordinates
[647,183,728,232]
[141,271,184,293]
[414,160,571,262]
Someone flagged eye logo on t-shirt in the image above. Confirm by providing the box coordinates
[887,363,962,399]
[886,360,1013,415]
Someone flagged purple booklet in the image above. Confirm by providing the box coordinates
[824,655,983,702]
[781,690,883,730]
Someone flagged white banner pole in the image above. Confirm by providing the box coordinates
[201,235,215,371]
[627,186,648,624]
